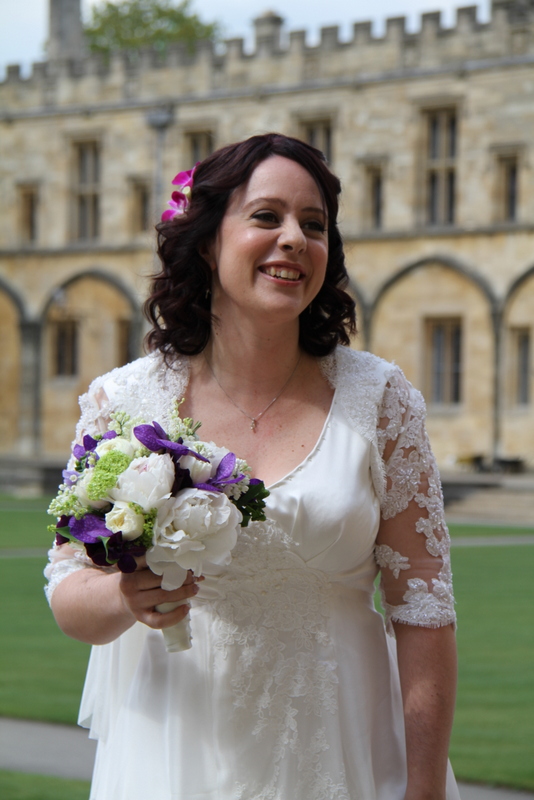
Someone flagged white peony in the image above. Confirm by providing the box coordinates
[147,488,242,590]
[105,502,145,541]
[109,452,175,513]
[95,437,135,459]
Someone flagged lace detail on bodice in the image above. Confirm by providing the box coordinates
[205,519,349,800]
[375,368,456,633]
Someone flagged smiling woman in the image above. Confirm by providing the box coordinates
[45,133,460,800]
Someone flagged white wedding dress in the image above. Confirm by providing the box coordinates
[45,346,460,800]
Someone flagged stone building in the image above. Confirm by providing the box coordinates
[0,0,533,489]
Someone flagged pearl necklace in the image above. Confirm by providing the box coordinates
[204,353,302,432]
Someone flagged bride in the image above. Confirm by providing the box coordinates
[46,132,459,800]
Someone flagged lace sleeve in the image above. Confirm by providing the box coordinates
[44,380,114,605]
[374,368,456,635]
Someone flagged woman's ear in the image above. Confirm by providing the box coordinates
[199,242,216,271]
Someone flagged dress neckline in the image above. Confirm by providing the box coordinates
[163,350,338,493]
[265,388,337,491]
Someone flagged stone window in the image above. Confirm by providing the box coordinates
[131,179,151,233]
[498,155,519,222]
[73,141,100,240]
[52,319,78,377]
[423,109,457,225]
[302,120,332,163]
[425,318,462,405]
[117,319,133,367]
[186,131,214,164]
[365,165,383,229]
[511,327,531,406]
[19,184,39,243]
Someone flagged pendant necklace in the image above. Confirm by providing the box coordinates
[204,352,302,432]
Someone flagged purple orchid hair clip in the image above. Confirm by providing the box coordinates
[161,163,199,222]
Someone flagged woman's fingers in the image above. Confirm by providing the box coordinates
[118,568,202,628]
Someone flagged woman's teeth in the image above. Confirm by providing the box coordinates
[263,266,301,281]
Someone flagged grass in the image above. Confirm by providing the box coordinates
[0,497,533,790]
[0,557,90,723]
[0,770,90,800]
[448,522,534,537]
[449,545,534,790]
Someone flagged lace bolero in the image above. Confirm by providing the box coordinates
[44,347,456,633]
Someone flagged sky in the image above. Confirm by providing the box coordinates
[1,0,491,78]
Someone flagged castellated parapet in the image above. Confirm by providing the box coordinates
[1,1,534,112]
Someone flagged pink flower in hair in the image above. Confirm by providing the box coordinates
[161,163,199,221]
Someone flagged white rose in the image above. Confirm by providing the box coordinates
[147,488,241,590]
[95,437,135,459]
[105,501,145,541]
[177,453,213,485]
[73,470,109,510]
[109,452,174,513]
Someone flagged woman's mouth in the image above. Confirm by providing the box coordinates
[261,266,302,281]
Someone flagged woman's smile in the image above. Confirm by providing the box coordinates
[259,262,305,283]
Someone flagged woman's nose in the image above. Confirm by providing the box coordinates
[278,218,306,252]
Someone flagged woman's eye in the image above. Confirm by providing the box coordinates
[252,211,278,224]
[304,220,326,233]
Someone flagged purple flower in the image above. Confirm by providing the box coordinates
[161,163,198,221]
[133,422,208,462]
[69,514,112,544]
[195,452,245,492]
[161,191,188,221]
[72,431,116,461]
[171,165,197,189]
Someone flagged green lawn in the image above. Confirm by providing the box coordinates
[449,544,534,790]
[0,497,533,790]
[0,770,90,800]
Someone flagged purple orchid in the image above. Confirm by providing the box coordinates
[161,163,198,221]
[195,452,245,492]
[68,513,112,544]
[171,165,197,190]
[72,430,117,461]
[85,533,144,573]
[133,421,209,462]
[161,191,188,221]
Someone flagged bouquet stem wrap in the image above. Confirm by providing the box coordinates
[156,601,192,652]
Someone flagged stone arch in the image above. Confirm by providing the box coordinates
[41,270,144,458]
[346,277,369,351]
[0,280,24,454]
[372,255,499,321]
[501,265,534,466]
[370,257,496,467]
[0,275,27,321]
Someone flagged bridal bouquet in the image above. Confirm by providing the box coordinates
[48,401,269,652]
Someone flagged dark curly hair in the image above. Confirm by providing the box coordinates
[145,133,356,358]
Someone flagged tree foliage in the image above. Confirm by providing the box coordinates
[85,0,218,56]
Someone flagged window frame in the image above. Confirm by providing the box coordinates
[421,108,458,227]
[185,131,214,165]
[71,140,101,242]
[18,183,39,244]
[300,119,333,164]
[424,317,463,408]
[50,318,79,378]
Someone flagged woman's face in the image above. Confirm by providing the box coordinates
[206,155,329,327]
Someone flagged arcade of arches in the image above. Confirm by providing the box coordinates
[0,259,533,487]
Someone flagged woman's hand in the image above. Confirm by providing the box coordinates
[119,558,202,630]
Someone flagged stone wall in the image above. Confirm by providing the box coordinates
[0,1,533,480]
